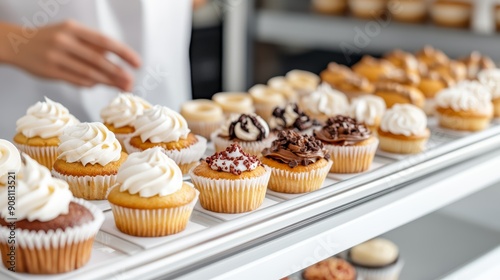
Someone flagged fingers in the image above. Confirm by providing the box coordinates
[51,67,95,88]
[58,53,116,87]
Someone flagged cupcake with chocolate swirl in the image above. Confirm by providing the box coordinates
[190,144,271,213]
[314,116,378,173]
[211,113,273,156]
[261,130,332,193]
[269,103,320,135]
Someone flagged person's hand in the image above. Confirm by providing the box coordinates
[7,20,141,90]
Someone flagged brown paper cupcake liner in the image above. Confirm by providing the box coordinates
[267,161,333,194]
[14,143,58,170]
[51,170,117,200]
[324,139,379,173]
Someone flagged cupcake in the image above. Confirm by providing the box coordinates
[303,257,357,280]
[100,93,152,148]
[348,95,386,132]
[13,97,79,169]
[312,0,348,15]
[478,69,500,117]
[52,122,127,200]
[348,238,404,280]
[435,83,493,131]
[261,130,332,193]
[300,83,350,123]
[107,148,198,237]
[348,0,387,19]
[431,60,467,82]
[314,116,378,173]
[388,0,427,23]
[0,139,21,187]
[430,0,472,28]
[384,49,422,75]
[374,82,425,109]
[352,56,396,83]
[211,113,273,156]
[267,76,299,103]
[269,103,320,135]
[285,69,321,97]
[378,69,420,86]
[418,70,455,115]
[124,105,207,175]
[212,92,254,115]
[459,51,496,80]
[0,154,104,274]
[415,45,449,68]
[180,99,224,139]
[190,144,271,213]
[249,84,287,122]
[321,62,375,99]
[378,104,430,154]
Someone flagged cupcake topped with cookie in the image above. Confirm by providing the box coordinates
[269,103,320,135]
[321,62,375,99]
[375,82,425,109]
[212,92,254,115]
[0,139,21,187]
[13,97,79,169]
[285,69,321,97]
[249,84,287,121]
[352,56,396,83]
[299,82,349,123]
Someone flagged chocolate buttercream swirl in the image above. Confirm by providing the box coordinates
[314,116,371,146]
[271,103,318,132]
[262,130,329,168]
[228,114,269,141]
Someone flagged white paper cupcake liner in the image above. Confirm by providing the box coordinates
[109,188,199,237]
[424,98,436,116]
[189,166,271,213]
[211,131,274,156]
[186,119,224,140]
[267,160,333,193]
[324,138,379,173]
[353,257,405,280]
[114,133,132,151]
[254,103,283,123]
[51,170,117,200]
[14,143,58,170]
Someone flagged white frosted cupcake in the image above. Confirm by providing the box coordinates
[13,97,79,169]
[378,104,430,154]
[299,82,349,123]
[107,148,198,237]
[100,93,152,148]
[478,69,500,118]
[180,99,224,139]
[0,139,21,187]
[124,105,207,174]
[0,154,104,274]
[349,95,386,133]
[52,122,127,200]
[249,84,287,122]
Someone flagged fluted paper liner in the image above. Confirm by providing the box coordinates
[0,198,104,274]
[324,138,379,173]
[51,170,117,200]
[267,160,333,193]
[211,131,274,157]
[378,134,428,154]
[436,112,491,132]
[124,135,206,174]
[189,166,271,213]
[14,143,58,170]
[109,188,199,237]
[186,119,224,139]
[353,257,405,280]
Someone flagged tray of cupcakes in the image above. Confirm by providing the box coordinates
[0,44,499,278]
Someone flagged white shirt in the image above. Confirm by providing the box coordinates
[0,0,192,139]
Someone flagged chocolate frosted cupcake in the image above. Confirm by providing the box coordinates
[269,103,320,135]
[211,113,273,156]
[261,130,332,193]
[315,116,378,173]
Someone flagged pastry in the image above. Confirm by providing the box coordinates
[348,95,386,132]
[0,154,103,274]
[285,69,321,97]
[180,99,224,139]
[435,82,493,131]
[107,148,198,237]
[190,144,271,213]
[312,0,348,15]
[211,113,273,156]
[100,93,152,148]
[378,104,430,154]
[374,82,425,109]
[352,56,396,83]
[348,0,387,19]
[13,97,79,169]
[299,82,350,123]
[431,60,467,82]
[321,62,375,99]
[388,0,427,23]
[0,139,21,187]
[418,70,455,115]
[261,130,332,193]
[314,116,379,173]
[52,122,127,200]
[430,0,473,28]
[478,69,500,117]
[212,92,254,115]
[496,4,500,32]
[124,105,207,175]
[249,84,287,121]
[267,76,299,102]
[459,51,496,80]
[269,103,320,135]
[303,257,357,280]
[378,69,420,86]
[349,238,404,280]
[415,45,449,68]
[383,49,422,75]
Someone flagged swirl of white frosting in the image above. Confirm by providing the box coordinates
[116,148,182,197]
[380,104,427,136]
[218,114,239,137]
[100,93,152,128]
[233,114,270,141]
[269,103,300,129]
[16,97,80,138]
[0,154,73,222]
[0,140,21,186]
[436,85,493,114]
[58,122,121,166]
[133,105,191,143]
[208,144,260,173]
[301,83,349,116]
[478,69,500,99]
[349,95,386,126]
